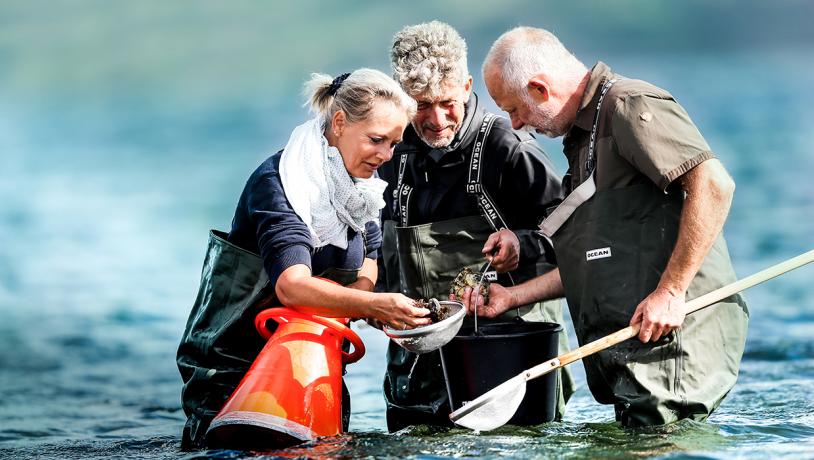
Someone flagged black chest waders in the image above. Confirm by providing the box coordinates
[176,230,359,447]
[540,78,748,426]
[382,114,574,431]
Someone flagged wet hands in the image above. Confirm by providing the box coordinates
[629,287,686,343]
[455,283,515,319]
[376,294,432,330]
[482,229,519,273]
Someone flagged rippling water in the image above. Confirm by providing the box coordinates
[1,7,813,458]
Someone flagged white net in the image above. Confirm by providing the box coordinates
[451,376,527,432]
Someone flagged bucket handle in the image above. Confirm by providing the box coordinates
[254,308,366,364]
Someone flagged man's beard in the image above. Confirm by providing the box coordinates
[528,109,568,138]
[413,121,459,148]
[522,96,569,138]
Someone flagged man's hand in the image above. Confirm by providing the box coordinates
[454,283,516,319]
[483,229,519,273]
[629,287,686,342]
[628,159,733,343]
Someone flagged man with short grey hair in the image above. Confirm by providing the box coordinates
[377,21,573,431]
[473,26,749,427]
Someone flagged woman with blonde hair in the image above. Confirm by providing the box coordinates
[177,68,428,448]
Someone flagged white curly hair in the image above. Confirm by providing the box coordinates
[390,21,469,98]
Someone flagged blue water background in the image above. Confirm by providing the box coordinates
[1,2,813,458]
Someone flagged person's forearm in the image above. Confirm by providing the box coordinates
[276,265,376,318]
[658,159,734,296]
[348,257,377,292]
[507,268,565,307]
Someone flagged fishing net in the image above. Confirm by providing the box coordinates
[450,375,527,432]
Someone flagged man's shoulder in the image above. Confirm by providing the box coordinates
[609,78,674,104]
[603,78,682,131]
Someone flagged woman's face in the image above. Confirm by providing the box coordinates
[330,101,409,178]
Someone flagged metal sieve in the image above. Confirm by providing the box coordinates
[383,300,466,354]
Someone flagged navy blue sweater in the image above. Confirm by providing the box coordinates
[228,151,382,287]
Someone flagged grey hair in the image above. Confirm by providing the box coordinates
[483,27,586,94]
[303,68,417,125]
[391,21,469,98]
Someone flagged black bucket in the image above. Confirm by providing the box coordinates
[439,321,562,425]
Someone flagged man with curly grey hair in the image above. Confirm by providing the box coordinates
[389,21,470,149]
[377,21,574,431]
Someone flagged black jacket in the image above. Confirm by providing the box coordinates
[379,92,563,268]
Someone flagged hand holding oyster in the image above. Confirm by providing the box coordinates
[449,267,490,305]
[415,298,453,323]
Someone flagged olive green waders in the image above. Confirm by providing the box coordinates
[542,79,748,427]
[552,183,748,426]
[176,230,358,448]
[382,114,574,431]
[382,217,574,431]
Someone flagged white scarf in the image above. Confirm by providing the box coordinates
[279,117,388,250]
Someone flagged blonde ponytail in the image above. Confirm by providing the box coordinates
[301,69,417,125]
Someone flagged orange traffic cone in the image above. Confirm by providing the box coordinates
[205,307,365,450]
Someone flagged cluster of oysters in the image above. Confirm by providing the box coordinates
[409,267,490,325]
[449,267,490,305]
[415,298,452,323]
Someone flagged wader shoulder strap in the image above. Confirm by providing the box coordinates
[466,112,509,232]
[538,78,618,238]
[394,151,414,227]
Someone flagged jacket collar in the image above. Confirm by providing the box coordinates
[571,61,614,132]
[444,91,480,152]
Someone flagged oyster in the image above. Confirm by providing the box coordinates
[449,267,490,304]
[416,298,452,323]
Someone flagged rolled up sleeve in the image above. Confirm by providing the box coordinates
[612,94,714,191]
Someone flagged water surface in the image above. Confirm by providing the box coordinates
[1,3,812,459]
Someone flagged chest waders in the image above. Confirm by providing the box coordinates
[540,79,748,427]
[382,114,573,431]
[176,230,359,447]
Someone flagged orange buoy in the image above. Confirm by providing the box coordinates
[205,307,365,449]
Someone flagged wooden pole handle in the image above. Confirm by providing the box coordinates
[526,249,814,381]
[684,249,814,315]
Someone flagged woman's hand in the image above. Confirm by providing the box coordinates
[365,318,384,330]
[369,293,432,330]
